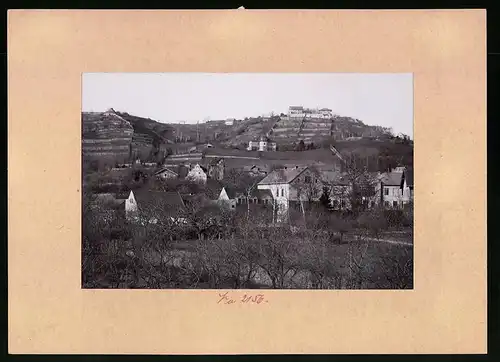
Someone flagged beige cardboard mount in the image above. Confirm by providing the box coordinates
[7,10,486,354]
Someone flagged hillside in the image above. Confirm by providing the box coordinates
[81,110,134,161]
[82,109,412,172]
[82,109,175,165]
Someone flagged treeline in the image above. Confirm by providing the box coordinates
[82,192,413,290]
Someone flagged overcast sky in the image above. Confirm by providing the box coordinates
[82,73,413,138]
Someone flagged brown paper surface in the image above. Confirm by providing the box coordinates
[7,9,486,354]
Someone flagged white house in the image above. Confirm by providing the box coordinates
[288,106,305,118]
[257,166,320,222]
[318,108,333,118]
[125,190,139,221]
[186,164,208,184]
[225,118,235,126]
[214,187,237,210]
[288,106,333,119]
[377,167,413,209]
[247,135,277,152]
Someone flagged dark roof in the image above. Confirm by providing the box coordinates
[379,171,404,186]
[258,166,308,185]
[205,178,224,197]
[133,190,185,210]
[289,106,304,110]
[403,169,414,186]
[223,186,238,199]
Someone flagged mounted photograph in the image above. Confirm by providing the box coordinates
[82,73,414,290]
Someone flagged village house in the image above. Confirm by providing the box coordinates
[125,189,186,224]
[257,166,323,221]
[247,135,277,152]
[89,193,126,222]
[212,187,237,210]
[288,106,306,118]
[377,166,413,209]
[185,164,208,184]
[154,167,178,180]
[206,158,225,181]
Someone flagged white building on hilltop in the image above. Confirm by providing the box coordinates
[288,106,333,119]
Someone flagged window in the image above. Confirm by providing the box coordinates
[370,201,375,208]
[384,188,389,196]
[305,176,312,183]
[333,200,339,209]
[384,201,390,207]
[393,201,398,208]
[281,188,284,197]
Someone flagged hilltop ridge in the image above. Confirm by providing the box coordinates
[82,107,412,170]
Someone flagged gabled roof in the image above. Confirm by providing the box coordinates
[222,186,238,199]
[204,179,225,199]
[257,166,308,185]
[379,171,404,187]
[155,167,178,176]
[132,190,185,210]
[289,106,304,110]
[187,164,207,173]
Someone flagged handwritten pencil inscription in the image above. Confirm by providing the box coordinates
[217,291,268,305]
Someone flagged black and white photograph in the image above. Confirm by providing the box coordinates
[81,73,414,290]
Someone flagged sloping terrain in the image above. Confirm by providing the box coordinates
[82,111,134,161]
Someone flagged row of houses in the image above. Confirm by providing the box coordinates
[254,164,413,221]
[95,163,413,224]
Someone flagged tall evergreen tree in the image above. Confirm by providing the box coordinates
[319,186,331,209]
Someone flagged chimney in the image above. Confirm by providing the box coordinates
[295,165,299,169]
